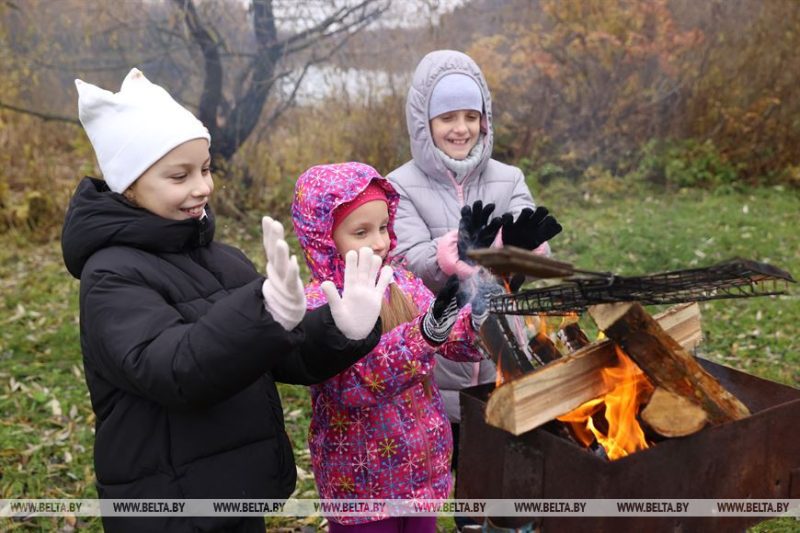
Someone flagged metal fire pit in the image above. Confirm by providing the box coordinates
[457,358,800,532]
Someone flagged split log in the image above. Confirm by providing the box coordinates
[651,302,702,353]
[485,304,702,435]
[641,387,708,437]
[557,322,590,352]
[589,302,750,425]
[550,302,696,360]
[528,332,563,364]
[468,246,577,278]
[485,341,618,436]
[478,315,533,384]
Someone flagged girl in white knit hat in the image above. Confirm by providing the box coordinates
[62,68,392,533]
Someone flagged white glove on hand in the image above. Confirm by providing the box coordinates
[321,247,394,340]
[261,216,306,331]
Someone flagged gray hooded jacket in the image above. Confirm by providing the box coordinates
[387,50,537,422]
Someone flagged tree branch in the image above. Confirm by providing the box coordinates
[0,102,80,125]
[283,1,389,54]
[174,0,389,161]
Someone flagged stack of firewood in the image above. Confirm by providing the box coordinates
[465,247,768,451]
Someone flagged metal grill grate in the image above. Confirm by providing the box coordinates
[489,258,795,316]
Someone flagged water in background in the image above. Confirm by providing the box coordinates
[283,65,410,105]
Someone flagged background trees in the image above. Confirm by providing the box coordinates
[1,5,798,531]
[467,0,800,187]
[1,0,799,234]
[1,0,390,163]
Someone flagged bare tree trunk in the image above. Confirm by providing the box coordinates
[219,0,281,162]
[172,0,389,164]
[172,0,223,140]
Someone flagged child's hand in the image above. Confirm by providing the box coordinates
[420,274,462,345]
[469,279,504,331]
[457,200,503,261]
[321,247,394,340]
[261,216,307,331]
[500,207,562,251]
[435,230,478,280]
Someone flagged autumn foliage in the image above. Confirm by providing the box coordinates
[468,0,800,188]
[1,0,800,236]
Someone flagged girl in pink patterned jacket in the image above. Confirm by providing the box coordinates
[291,162,487,532]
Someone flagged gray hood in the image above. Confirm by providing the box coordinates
[405,50,494,183]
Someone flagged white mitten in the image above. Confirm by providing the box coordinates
[320,247,394,340]
[261,216,306,331]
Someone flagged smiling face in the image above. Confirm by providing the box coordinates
[430,109,481,160]
[124,138,213,220]
[332,200,391,260]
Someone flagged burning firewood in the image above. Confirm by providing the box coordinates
[528,331,563,364]
[485,340,618,436]
[589,301,750,424]
[557,322,590,352]
[641,387,708,437]
[478,315,534,383]
[484,303,701,436]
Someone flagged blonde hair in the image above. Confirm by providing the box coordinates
[380,283,419,333]
[380,282,434,397]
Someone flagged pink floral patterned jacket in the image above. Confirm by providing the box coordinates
[291,162,483,525]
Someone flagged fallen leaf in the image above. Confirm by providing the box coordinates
[4,304,26,323]
[49,398,63,417]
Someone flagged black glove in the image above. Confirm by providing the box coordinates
[501,206,562,251]
[457,200,503,262]
[421,275,462,346]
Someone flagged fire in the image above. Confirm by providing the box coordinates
[558,346,654,460]
[495,277,515,388]
[495,351,504,387]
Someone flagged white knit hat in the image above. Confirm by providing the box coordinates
[75,68,210,193]
[428,73,483,120]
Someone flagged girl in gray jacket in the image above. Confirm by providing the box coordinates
[387,50,557,528]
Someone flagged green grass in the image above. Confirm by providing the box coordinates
[548,186,799,388]
[1,185,797,532]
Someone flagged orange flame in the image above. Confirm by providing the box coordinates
[558,312,579,329]
[558,346,654,460]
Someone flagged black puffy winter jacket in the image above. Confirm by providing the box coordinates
[61,178,380,532]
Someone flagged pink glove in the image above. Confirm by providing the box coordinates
[532,241,551,256]
[436,229,478,280]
